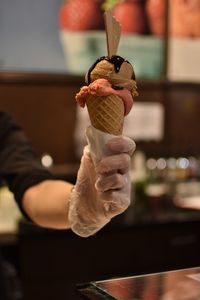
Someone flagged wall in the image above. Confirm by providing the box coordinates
[0,73,82,165]
[0,0,66,73]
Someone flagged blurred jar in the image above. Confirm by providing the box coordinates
[113,0,147,34]
[169,0,200,37]
[145,0,166,37]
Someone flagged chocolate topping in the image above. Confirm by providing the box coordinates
[86,55,135,84]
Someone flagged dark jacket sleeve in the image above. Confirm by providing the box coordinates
[0,112,54,217]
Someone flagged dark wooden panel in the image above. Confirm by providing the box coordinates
[0,73,84,164]
[166,82,200,157]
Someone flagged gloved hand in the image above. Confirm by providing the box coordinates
[68,126,136,237]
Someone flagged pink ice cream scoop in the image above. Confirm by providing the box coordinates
[76,78,133,116]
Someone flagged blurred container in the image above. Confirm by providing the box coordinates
[145,0,166,37]
[169,0,200,38]
[168,37,200,82]
[112,0,147,34]
[168,0,200,82]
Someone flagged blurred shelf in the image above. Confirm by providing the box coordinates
[60,31,165,79]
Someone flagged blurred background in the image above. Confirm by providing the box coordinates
[1,1,200,300]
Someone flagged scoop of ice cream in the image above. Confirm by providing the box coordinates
[76,78,133,115]
[85,55,138,98]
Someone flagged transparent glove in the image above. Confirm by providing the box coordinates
[68,126,136,237]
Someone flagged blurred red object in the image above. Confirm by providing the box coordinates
[145,0,166,37]
[59,0,103,31]
[113,0,147,34]
[170,0,200,37]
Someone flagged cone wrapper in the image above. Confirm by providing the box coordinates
[85,125,117,165]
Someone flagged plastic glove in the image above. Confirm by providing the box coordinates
[68,126,136,237]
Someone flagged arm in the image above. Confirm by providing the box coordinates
[1,112,135,236]
[22,180,73,229]
[0,113,73,229]
[22,128,135,233]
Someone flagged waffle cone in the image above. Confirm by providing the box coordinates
[86,94,124,135]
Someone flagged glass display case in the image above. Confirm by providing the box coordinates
[78,266,200,300]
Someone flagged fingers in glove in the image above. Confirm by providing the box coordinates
[100,191,131,217]
[95,173,127,192]
[106,136,136,156]
[96,153,131,175]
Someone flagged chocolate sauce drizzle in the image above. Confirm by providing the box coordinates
[86,55,135,84]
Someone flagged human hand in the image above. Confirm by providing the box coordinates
[68,126,136,237]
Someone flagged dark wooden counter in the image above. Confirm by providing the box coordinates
[1,207,200,300]
[17,214,200,300]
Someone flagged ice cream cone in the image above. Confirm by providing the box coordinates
[86,93,124,135]
[75,11,138,137]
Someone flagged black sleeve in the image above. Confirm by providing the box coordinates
[0,112,54,217]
